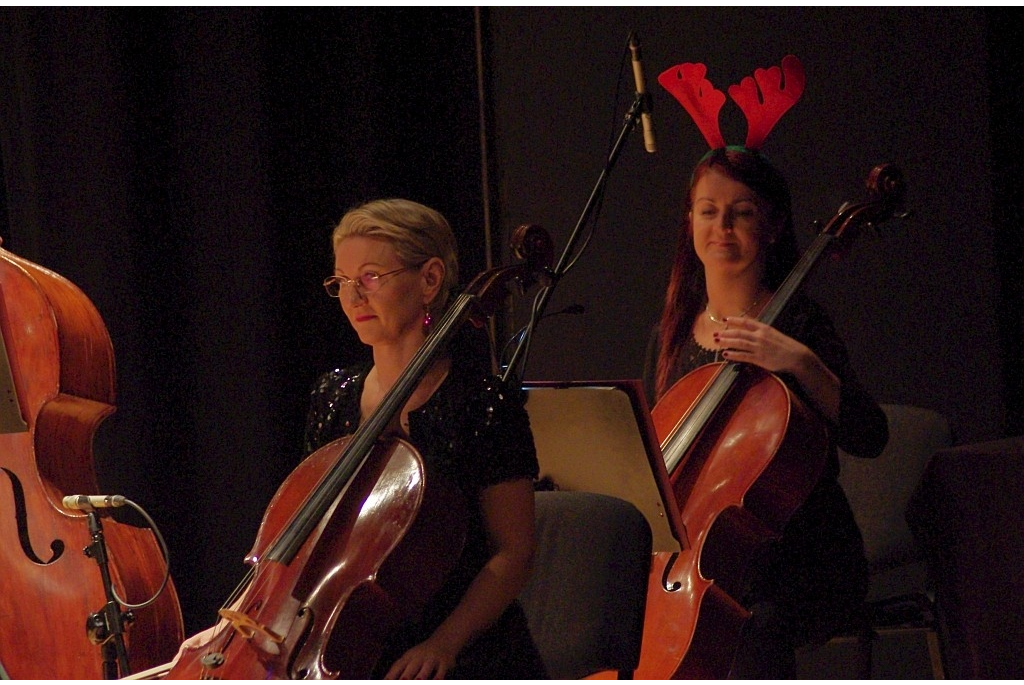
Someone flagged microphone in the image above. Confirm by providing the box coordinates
[628,31,656,153]
[62,494,127,510]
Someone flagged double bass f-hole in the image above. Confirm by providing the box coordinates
[1,466,65,564]
[0,299,64,566]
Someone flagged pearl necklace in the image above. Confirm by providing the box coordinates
[706,298,760,325]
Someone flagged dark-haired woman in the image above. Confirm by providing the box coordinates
[644,148,888,678]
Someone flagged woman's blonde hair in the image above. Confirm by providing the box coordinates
[332,198,459,312]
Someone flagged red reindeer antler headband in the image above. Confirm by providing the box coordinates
[657,55,805,150]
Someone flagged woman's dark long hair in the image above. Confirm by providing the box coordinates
[654,148,801,399]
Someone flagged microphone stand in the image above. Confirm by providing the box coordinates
[83,510,133,679]
[501,91,647,384]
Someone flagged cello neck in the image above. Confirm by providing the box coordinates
[756,231,834,328]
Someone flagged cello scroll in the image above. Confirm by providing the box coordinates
[819,163,907,250]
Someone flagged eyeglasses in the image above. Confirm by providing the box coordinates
[323,266,416,298]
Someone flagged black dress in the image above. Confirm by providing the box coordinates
[644,293,889,677]
[303,357,548,679]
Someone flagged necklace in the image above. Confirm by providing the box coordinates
[706,298,760,325]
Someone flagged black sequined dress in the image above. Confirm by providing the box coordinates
[303,355,547,679]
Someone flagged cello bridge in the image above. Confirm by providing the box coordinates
[218,608,284,644]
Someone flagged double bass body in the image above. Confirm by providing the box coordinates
[0,242,184,679]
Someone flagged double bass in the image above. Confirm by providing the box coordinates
[632,165,905,678]
[166,225,552,679]
[0,238,184,678]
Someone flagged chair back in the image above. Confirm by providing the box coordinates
[519,490,652,679]
[837,403,952,572]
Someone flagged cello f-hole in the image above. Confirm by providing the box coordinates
[662,551,683,592]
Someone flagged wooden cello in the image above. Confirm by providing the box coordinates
[0,238,184,679]
[165,225,552,679]
[631,164,905,679]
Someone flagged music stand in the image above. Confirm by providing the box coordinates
[523,380,684,554]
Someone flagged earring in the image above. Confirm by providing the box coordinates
[422,307,433,332]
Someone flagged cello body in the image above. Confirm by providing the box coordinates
[0,242,184,678]
[633,363,828,678]
[166,434,467,679]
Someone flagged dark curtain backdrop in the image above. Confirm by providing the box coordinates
[987,9,1024,437]
[2,4,1023,650]
[0,7,488,635]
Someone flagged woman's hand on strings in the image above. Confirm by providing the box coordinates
[713,316,808,374]
[714,316,841,422]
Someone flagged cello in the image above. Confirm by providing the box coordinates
[631,164,906,678]
[0,238,184,678]
[165,225,552,679]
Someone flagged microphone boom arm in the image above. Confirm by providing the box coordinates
[500,90,646,384]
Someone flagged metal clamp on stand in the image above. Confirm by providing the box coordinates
[83,509,133,679]
[62,493,175,679]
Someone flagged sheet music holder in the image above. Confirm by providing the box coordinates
[523,380,685,554]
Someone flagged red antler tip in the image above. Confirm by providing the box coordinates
[727,55,805,150]
[658,62,727,149]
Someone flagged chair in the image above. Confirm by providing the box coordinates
[796,403,952,679]
[906,437,1024,679]
[518,490,653,679]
